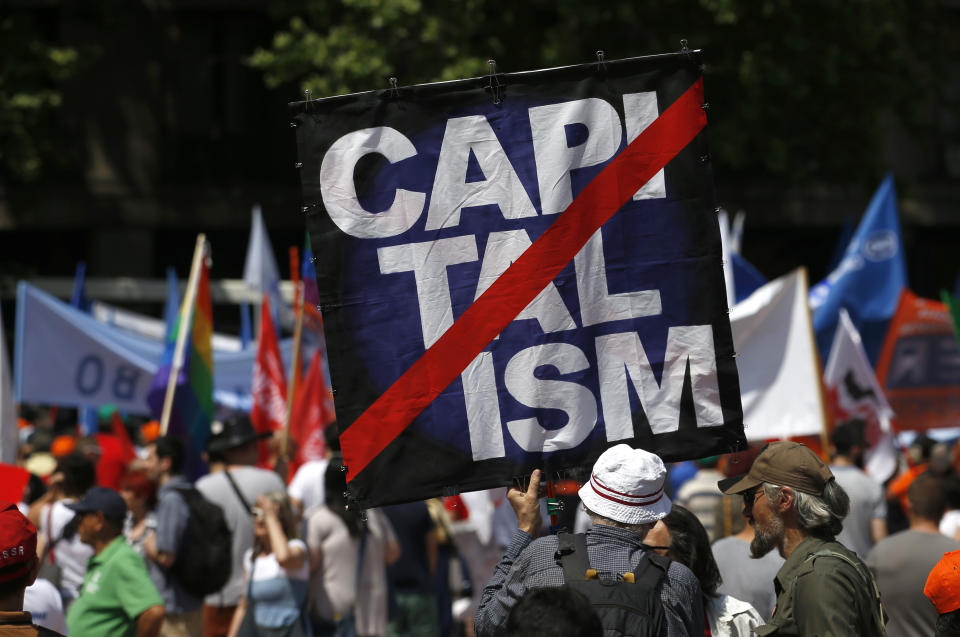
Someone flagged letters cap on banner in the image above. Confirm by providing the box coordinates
[291,48,745,508]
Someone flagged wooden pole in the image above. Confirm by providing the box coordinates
[799,267,833,462]
[281,281,305,459]
[160,234,206,436]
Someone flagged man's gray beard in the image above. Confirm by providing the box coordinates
[750,511,785,558]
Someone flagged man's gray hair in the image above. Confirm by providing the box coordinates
[763,479,849,536]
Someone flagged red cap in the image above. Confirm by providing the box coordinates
[0,502,37,583]
[925,550,960,615]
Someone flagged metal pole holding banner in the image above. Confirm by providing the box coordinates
[281,281,305,460]
[160,234,207,436]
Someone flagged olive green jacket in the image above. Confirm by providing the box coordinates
[754,535,885,636]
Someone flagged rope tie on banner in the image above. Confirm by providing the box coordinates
[301,203,322,216]
[680,39,692,60]
[388,77,400,98]
[595,50,607,73]
[485,60,503,105]
[304,89,315,112]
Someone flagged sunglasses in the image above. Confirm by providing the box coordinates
[642,543,671,553]
[742,487,763,507]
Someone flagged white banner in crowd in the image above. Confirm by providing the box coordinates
[15,282,291,414]
[92,301,244,352]
[825,308,897,480]
[730,268,827,440]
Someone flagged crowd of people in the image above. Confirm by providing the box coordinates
[2,410,960,636]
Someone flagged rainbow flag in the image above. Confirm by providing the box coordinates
[147,253,215,477]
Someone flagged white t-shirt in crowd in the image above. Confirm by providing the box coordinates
[40,500,94,601]
[287,459,329,514]
[25,577,68,634]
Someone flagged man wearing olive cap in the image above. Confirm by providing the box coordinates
[719,441,887,636]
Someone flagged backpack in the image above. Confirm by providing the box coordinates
[170,486,233,598]
[555,532,668,637]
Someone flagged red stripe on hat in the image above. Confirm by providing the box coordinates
[590,475,665,507]
[591,474,664,501]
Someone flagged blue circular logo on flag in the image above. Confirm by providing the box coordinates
[861,230,898,262]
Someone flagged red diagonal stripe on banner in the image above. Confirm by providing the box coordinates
[343,78,707,480]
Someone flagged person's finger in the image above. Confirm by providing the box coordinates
[527,469,541,498]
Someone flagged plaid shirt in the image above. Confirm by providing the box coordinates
[475,524,704,637]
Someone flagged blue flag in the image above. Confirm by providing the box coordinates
[70,262,92,313]
[731,253,767,303]
[70,262,98,435]
[163,267,180,342]
[239,303,253,350]
[809,174,907,364]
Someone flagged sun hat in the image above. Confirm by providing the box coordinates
[925,550,960,615]
[0,502,37,583]
[578,444,672,525]
[719,441,834,496]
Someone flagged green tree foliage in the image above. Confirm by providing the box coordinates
[0,12,79,183]
[250,0,932,184]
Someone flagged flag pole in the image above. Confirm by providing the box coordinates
[160,234,207,436]
[281,281,305,460]
[799,267,832,461]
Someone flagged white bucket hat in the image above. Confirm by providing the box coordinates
[578,444,672,525]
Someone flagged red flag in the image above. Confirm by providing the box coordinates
[111,411,137,461]
[287,350,335,481]
[0,464,30,503]
[93,410,137,490]
[251,296,288,467]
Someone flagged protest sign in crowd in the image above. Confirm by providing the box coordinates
[2,49,960,637]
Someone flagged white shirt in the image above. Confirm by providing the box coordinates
[40,500,93,600]
[243,539,310,583]
[287,459,329,514]
[25,577,68,634]
[706,594,764,637]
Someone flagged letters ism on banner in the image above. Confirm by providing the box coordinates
[293,51,745,507]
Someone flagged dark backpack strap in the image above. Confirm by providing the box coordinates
[170,485,201,517]
[803,549,887,636]
[632,551,670,589]
[555,532,590,582]
[224,470,253,515]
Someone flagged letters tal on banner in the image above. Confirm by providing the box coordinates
[293,54,745,507]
